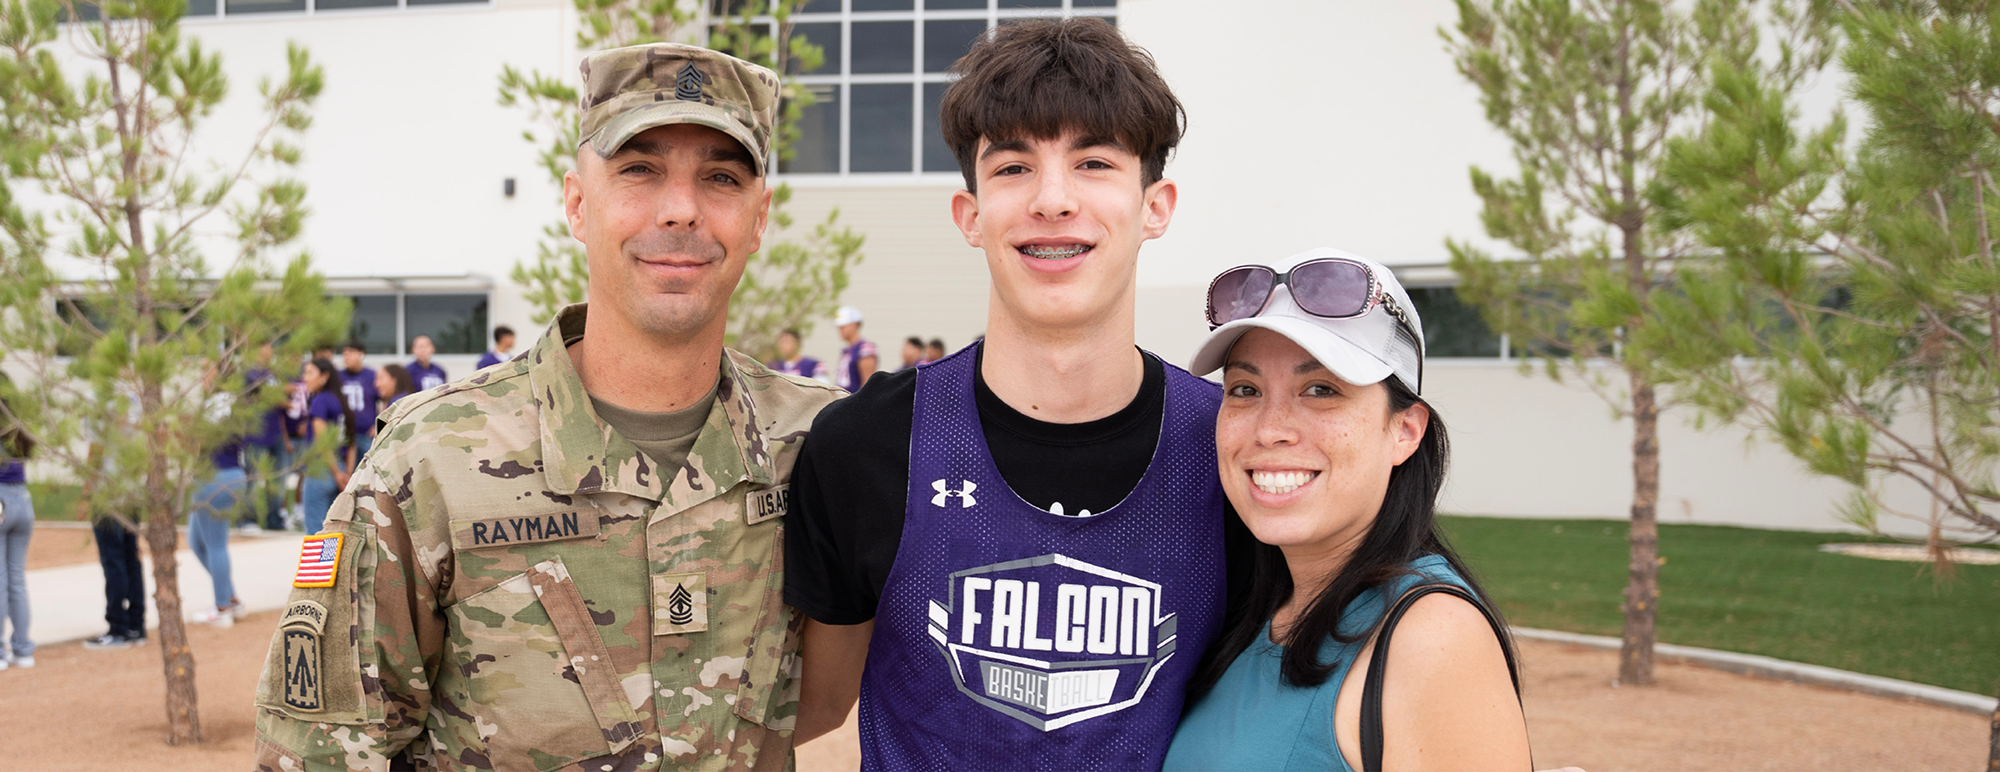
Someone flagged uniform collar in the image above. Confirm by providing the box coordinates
[527,304,774,506]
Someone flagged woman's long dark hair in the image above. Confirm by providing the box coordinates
[1186,378,1517,701]
[378,363,416,403]
[0,373,32,460]
[305,357,356,449]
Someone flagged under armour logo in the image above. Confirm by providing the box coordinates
[932,479,977,508]
[675,61,706,101]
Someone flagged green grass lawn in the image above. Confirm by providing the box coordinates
[27,482,85,521]
[1441,515,2000,695]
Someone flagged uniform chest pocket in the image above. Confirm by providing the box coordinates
[443,557,644,772]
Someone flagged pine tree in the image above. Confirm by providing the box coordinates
[0,0,340,744]
[1442,0,1832,685]
[500,0,863,362]
[1647,2,1999,763]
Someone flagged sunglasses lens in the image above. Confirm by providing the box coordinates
[1290,260,1372,318]
[1208,267,1277,326]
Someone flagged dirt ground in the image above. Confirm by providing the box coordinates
[26,525,99,571]
[25,523,261,572]
[0,613,1983,771]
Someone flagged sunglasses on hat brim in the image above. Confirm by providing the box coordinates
[1205,258,1416,331]
[1205,258,1425,390]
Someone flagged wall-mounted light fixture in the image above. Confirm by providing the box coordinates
[503,178,516,198]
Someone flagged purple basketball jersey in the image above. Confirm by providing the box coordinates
[858,343,1227,771]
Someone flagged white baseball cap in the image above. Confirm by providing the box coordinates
[1188,247,1426,395]
[833,305,864,326]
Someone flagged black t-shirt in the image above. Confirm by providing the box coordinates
[784,347,1254,626]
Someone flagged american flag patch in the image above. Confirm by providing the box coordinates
[293,533,344,588]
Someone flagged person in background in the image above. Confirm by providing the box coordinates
[83,391,146,651]
[925,337,946,364]
[240,342,289,533]
[476,325,516,369]
[300,357,356,535]
[280,370,311,531]
[833,305,877,392]
[768,327,824,380]
[375,364,416,411]
[188,371,247,628]
[0,377,35,669]
[897,336,925,371]
[338,341,379,459]
[406,335,447,391]
[1165,248,1527,771]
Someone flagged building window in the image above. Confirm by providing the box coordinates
[337,293,490,357]
[715,0,1117,178]
[1404,286,1503,359]
[405,294,489,355]
[343,295,400,356]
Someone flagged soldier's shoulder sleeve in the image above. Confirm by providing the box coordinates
[254,441,450,772]
[728,349,845,430]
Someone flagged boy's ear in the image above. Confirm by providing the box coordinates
[1141,177,1178,242]
[951,189,983,249]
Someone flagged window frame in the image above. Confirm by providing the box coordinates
[334,290,492,357]
[721,0,1118,184]
[159,0,495,25]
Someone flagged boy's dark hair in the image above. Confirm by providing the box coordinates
[905,336,925,349]
[493,325,515,344]
[939,17,1185,193]
[779,328,803,341]
[342,340,367,354]
[927,337,944,350]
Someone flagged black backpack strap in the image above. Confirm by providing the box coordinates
[1358,584,1520,772]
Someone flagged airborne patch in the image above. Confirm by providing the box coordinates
[279,599,329,711]
[653,572,709,636]
[748,484,789,525]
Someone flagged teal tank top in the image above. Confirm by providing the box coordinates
[1161,554,1468,772]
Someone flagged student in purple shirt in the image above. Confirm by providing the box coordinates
[338,341,378,458]
[242,344,290,531]
[767,328,824,380]
[476,325,515,370]
[375,364,415,412]
[832,305,878,392]
[300,358,357,535]
[188,378,247,628]
[406,335,447,392]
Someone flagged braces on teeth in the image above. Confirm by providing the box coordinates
[1021,245,1089,259]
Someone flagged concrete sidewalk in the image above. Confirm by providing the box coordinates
[24,529,305,646]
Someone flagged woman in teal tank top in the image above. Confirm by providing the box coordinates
[1167,248,1529,771]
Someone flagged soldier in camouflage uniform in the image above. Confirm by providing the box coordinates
[253,43,842,772]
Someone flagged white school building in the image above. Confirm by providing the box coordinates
[33,0,1893,534]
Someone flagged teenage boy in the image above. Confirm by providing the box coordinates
[406,334,447,391]
[831,305,876,392]
[769,328,824,380]
[787,18,1248,770]
[896,336,925,371]
[337,341,378,457]
[477,325,515,369]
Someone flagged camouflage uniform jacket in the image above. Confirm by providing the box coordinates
[254,305,843,772]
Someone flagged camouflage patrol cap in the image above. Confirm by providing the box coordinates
[578,43,780,176]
